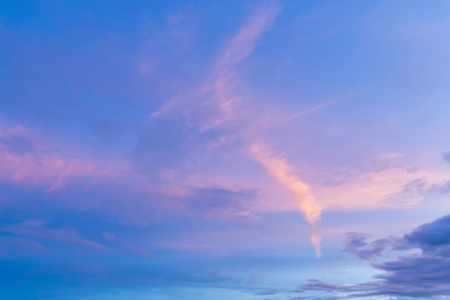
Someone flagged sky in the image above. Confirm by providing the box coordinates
[1,0,450,299]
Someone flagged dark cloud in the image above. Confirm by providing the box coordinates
[405,215,450,257]
[297,214,450,299]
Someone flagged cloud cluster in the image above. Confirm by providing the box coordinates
[150,1,327,257]
[297,215,450,299]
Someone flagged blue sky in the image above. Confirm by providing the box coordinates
[1,0,450,299]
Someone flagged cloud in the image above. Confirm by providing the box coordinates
[405,215,450,257]
[100,232,161,260]
[313,153,447,211]
[289,295,340,300]
[427,180,450,194]
[4,0,445,260]
[205,1,280,131]
[443,151,450,164]
[0,236,47,253]
[143,186,257,222]
[0,132,34,155]
[0,122,262,232]
[0,220,108,252]
[248,273,265,285]
[0,124,125,191]
[280,95,348,125]
[197,1,324,256]
[149,2,327,257]
[250,144,322,257]
[255,289,282,295]
[215,2,280,72]
[343,233,391,260]
[133,117,228,180]
[151,1,280,128]
[156,242,225,255]
[297,214,450,298]
[179,187,257,219]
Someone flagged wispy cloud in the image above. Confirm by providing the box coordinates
[283,99,338,124]
[1,220,108,252]
[250,144,322,257]
[0,124,125,191]
[201,1,281,132]
[151,1,280,128]
[210,1,323,256]
[149,1,327,256]
[214,2,281,72]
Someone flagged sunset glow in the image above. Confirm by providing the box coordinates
[2,1,450,299]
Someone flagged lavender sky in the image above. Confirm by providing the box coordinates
[1,1,450,299]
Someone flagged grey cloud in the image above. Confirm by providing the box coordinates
[297,214,450,299]
[255,289,282,295]
[405,215,450,257]
[343,232,391,260]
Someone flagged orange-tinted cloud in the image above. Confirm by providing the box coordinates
[250,143,322,257]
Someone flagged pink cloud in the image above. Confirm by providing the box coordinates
[0,124,127,191]
[214,3,281,72]
[250,143,322,257]
[148,2,326,256]
[150,2,280,131]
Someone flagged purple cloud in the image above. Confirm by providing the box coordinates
[297,214,450,298]
[343,233,392,260]
[255,289,282,296]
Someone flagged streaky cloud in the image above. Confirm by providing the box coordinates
[250,144,322,257]
[149,1,326,256]
[0,220,108,252]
